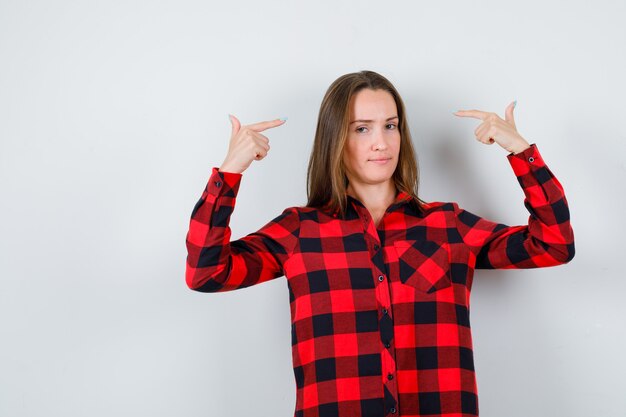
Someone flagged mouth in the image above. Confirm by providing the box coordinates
[368,157,392,164]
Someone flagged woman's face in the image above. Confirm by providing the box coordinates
[343,88,401,190]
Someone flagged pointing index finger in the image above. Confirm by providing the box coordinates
[453,109,489,120]
[247,118,287,132]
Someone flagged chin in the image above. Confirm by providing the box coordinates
[365,174,393,183]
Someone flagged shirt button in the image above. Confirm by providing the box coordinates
[374,244,380,251]
[378,275,384,282]
[528,156,534,163]
[390,407,397,413]
[382,308,388,314]
[387,373,394,380]
[215,181,222,187]
[384,342,391,348]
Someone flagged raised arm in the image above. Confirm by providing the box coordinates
[185,167,299,292]
[453,143,575,269]
[185,114,297,292]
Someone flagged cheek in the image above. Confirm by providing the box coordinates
[344,143,364,164]
[342,149,357,173]
[355,146,370,166]
[342,147,352,165]
[393,137,402,155]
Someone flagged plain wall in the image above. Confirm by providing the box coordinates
[1,0,624,416]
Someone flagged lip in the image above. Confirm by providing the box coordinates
[369,157,391,164]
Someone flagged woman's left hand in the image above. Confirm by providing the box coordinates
[453,101,531,154]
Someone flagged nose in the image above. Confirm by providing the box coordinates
[372,130,389,150]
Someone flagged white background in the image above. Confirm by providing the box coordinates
[1,1,624,416]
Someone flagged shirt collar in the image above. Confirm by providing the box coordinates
[328,190,412,217]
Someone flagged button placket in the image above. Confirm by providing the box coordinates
[359,202,398,415]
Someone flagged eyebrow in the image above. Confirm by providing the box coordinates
[349,116,398,125]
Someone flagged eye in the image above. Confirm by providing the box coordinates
[355,123,397,133]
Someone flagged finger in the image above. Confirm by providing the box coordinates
[453,109,490,120]
[250,133,270,158]
[251,131,270,145]
[229,114,241,137]
[475,122,489,140]
[246,118,287,132]
[474,120,488,137]
[475,123,493,144]
[504,100,517,130]
[253,144,269,160]
[477,128,495,144]
[252,134,270,151]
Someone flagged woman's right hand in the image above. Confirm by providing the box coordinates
[219,115,287,174]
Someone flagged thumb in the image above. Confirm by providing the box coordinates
[505,100,517,130]
[228,114,241,137]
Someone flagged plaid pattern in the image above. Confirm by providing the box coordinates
[185,143,575,417]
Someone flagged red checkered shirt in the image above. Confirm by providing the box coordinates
[185,143,575,417]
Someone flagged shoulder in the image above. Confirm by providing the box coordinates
[418,200,460,214]
[285,205,331,220]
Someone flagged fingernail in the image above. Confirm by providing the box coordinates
[513,100,517,108]
[279,117,288,121]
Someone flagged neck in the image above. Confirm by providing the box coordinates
[346,181,397,211]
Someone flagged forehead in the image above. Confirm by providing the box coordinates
[350,88,397,117]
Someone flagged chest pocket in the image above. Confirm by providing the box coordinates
[393,240,451,293]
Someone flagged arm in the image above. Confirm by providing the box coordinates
[453,143,575,269]
[185,167,300,292]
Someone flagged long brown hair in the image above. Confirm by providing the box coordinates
[306,70,427,218]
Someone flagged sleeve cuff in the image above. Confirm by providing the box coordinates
[506,143,546,175]
[206,166,243,197]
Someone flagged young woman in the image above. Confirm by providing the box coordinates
[185,70,575,417]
